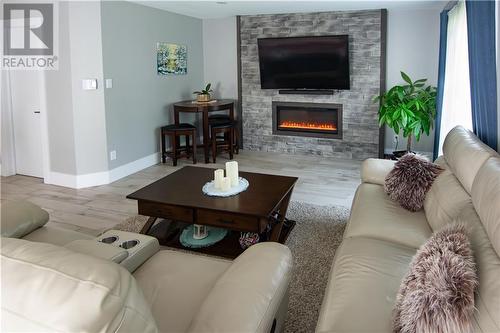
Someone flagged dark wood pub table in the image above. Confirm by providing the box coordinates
[127,166,298,258]
[173,99,235,164]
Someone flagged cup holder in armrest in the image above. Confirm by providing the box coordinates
[100,236,118,244]
[120,240,139,249]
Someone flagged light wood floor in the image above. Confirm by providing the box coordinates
[1,150,361,236]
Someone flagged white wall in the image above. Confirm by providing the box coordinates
[202,8,442,154]
[385,8,441,154]
[202,17,238,99]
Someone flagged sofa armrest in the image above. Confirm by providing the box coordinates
[1,201,49,238]
[361,158,396,185]
[64,240,128,263]
[188,242,292,333]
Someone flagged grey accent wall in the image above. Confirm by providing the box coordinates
[44,1,109,175]
[101,1,204,169]
[240,10,384,160]
[44,2,77,174]
[68,1,109,175]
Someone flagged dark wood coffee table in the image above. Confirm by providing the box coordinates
[126,166,298,258]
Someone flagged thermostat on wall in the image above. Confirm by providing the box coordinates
[82,79,98,90]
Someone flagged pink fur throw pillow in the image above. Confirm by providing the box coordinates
[393,224,478,333]
[385,153,443,211]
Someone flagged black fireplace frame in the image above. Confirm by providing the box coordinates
[272,101,343,139]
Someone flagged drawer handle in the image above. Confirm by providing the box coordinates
[217,218,234,224]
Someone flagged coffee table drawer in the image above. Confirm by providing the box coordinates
[197,209,260,232]
[138,201,193,223]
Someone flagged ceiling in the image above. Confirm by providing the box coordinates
[132,1,445,19]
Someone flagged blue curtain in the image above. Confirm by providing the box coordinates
[466,0,498,150]
[433,9,450,160]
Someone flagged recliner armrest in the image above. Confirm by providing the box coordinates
[361,158,395,185]
[1,201,49,238]
[64,240,128,263]
[188,242,292,333]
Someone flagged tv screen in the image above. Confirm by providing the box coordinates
[257,35,350,90]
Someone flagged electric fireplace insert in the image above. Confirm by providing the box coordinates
[272,102,343,139]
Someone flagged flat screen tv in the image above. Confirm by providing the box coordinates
[257,35,350,90]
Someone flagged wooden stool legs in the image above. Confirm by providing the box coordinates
[161,126,197,166]
[211,126,234,163]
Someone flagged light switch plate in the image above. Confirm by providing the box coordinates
[82,79,98,90]
[105,79,113,89]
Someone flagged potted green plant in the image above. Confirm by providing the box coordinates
[374,71,437,157]
[193,83,213,103]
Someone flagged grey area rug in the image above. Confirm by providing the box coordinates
[114,201,349,333]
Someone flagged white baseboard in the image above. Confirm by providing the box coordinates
[46,153,160,189]
[109,153,160,183]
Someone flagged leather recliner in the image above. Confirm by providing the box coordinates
[1,209,293,332]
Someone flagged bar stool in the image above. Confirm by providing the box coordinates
[209,116,240,155]
[211,121,237,163]
[160,123,197,166]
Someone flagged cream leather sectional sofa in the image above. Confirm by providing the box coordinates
[1,204,292,332]
[316,126,500,332]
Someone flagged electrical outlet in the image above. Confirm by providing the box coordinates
[110,150,116,161]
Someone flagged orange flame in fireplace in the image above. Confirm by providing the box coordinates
[279,120,337,131]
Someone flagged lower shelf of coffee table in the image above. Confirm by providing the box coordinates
[147,218,295,259]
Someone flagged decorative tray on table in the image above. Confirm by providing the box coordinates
[202,177,249,197]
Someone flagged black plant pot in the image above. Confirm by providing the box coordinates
[392,150,415,158]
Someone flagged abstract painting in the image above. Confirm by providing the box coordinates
[157,42,187,75]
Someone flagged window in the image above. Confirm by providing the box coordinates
[438,0,473,155]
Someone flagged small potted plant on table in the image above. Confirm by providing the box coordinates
[374,71,437,158]
[193,83,213,103]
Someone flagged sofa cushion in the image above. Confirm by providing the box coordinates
[471,157,500,257]
[316,237,416,333]
[442,126,498,194]
[344,183,432,249]
[1,237,157,333]
[1,200,49,238]
[424,166,472,231]
[456,206,500,332]
[133,250,231,333]
[22,224,94,246]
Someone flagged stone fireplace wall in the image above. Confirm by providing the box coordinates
[238,10,385,160]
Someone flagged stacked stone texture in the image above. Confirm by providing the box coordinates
[240,10,383,160]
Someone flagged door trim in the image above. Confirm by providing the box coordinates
[2,68,51,181]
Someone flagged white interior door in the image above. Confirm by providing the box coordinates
[9,70,44,178]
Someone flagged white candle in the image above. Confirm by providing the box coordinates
[214,169,224,189]
[225,161,239,187]
[221,176,231,192]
